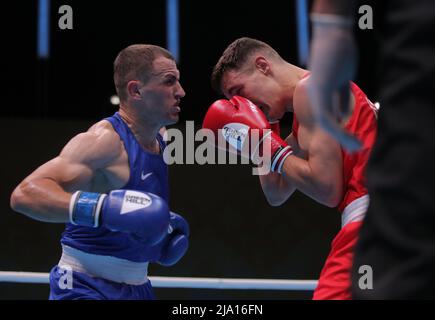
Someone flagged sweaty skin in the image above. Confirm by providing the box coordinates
[221,56,355,208]
[10,56,185,223]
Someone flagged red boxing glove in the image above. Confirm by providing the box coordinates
[202,96,292,173]
[269,121,281,136]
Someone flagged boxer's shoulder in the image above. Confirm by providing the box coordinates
[293,77,355,128]
[61,120,125,168]
[88,119,118,138]
[292,78,315,127]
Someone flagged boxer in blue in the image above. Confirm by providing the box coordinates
[10,44,188,300]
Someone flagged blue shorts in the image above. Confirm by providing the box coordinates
[49,265,155,300]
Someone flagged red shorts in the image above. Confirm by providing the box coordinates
[312,221,362,300]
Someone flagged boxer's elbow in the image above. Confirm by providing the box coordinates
[264,188,294,207]
[322,194,341,208]
[10,181,38,215]
[10,185,26,213]
[317,185,342,208]
[265,194,287,207]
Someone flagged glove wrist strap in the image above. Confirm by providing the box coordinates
[271,146,292,173]
[69,191,106,227]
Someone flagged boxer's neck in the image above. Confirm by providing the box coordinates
[280,63,307,112]
[118,107,160,153]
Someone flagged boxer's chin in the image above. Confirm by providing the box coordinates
[166,113,179,125]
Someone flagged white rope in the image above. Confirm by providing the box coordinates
[151,276,317,290]
[0,272,48,284]
[0,271,317,291]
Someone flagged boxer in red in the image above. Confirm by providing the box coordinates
[203,37,377,299]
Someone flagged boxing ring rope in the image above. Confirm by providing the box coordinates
[0,271,317,291]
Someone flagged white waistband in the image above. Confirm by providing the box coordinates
[341,194,369,228]
[58,245,149,285]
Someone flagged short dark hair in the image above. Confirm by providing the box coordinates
[211,37,281,93]
[113,44,174,102]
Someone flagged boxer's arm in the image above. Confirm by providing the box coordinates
[259,172,295,207]
[259,134,302,206]
[278,81,344,207]
[10,123,122,223]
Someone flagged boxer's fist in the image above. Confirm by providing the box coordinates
[269,121,281,136]
[203,96,292,173]
[70,190,170,245]
[157,212,189,266]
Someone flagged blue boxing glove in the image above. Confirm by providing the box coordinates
[156,212,189,266]
[69,190,170,246]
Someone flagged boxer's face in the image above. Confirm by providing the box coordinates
[138,57,185,126]
[221,62,287,121]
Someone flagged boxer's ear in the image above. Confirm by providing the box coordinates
[126,80,142,100]
[255,56,271,75]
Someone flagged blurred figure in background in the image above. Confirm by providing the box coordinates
[308,0,435,298]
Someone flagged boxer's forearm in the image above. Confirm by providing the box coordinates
[259,173,296,207]
[312,0,358,16]
[280,155,343,208]
[10,178,70,223]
